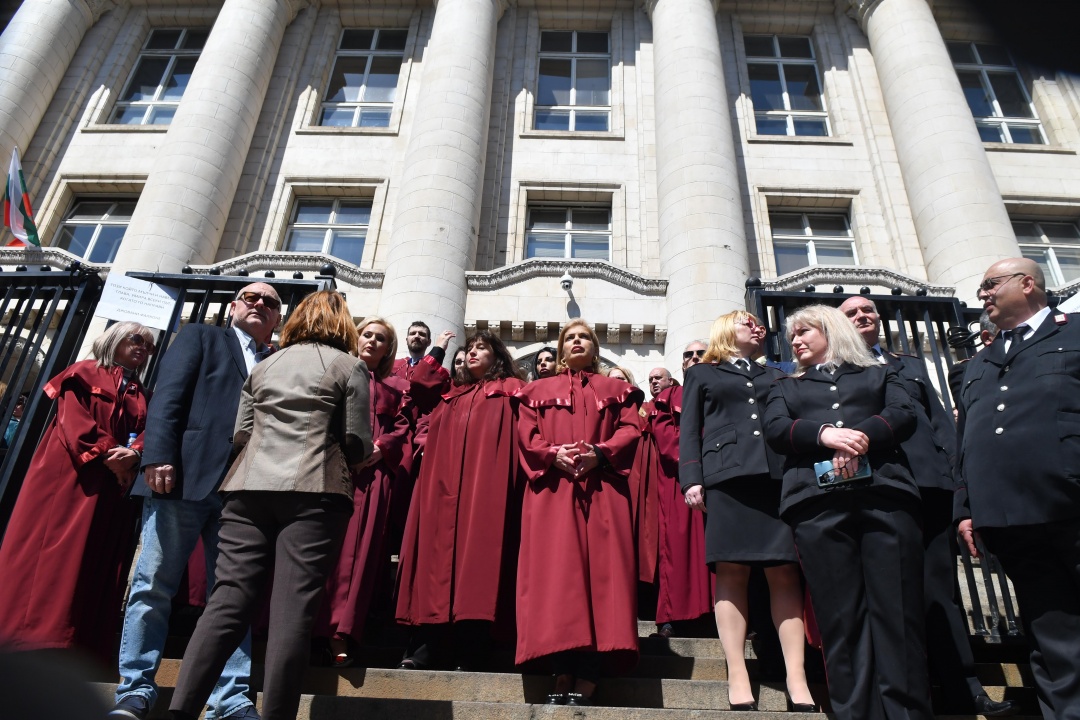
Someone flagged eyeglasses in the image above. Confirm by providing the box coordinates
[125,334,156,354]
[235,291,281,311]
[682,349,705,360]
[977,273,1025,295]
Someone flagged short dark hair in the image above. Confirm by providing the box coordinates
[462,331,522,383]
[408,320,431,335]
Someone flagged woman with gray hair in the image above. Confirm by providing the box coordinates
[0,321,155,664]
[763,304,931,719]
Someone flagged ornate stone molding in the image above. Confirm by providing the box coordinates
[82,0,120,23]
[282,0,312,23]
[185,252,383,289]
[466,259,668,297]
[752,265,955,296]
[844,0,884,32]
[0,246,106,273]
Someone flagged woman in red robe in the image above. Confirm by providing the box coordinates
[0,321,154,665]
[395,330,524,670]
[515,319,643,706]
[319,317,413,665]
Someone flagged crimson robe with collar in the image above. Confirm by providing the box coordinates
[0,360,147,664]
[628,399,660,582]
[514,370,643,668]
[395,377,524,630]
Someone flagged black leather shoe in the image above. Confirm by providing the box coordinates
[545,692,567,705]
[786,697,819,712]
[729,701,758,711]
[973,694,1018,716]
[565,693,592,706]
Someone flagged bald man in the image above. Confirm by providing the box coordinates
[648,367,675,399]
[957,257,1080,719]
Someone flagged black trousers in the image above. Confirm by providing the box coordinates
[170,491,352,720]
[919,488,983,708]
[981,518,1080,720]
[791,492,932,720]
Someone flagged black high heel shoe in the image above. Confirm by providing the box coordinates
[786,696,820,712]
[729,701,758,711]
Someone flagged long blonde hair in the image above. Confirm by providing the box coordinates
[786,304,876,375]
[555,319,602,374]
[702,310,762,364]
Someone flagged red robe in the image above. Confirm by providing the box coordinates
[650,385,713,624]
[319,375,414,642]
[395,377,524,630]
[0,361,147,664]
[628,400,660,582]
[514,371,643,668]
[391,356,451,419]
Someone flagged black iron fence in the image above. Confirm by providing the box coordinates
[745,282,1021,640]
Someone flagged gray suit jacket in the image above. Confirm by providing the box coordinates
[221,342,373,496]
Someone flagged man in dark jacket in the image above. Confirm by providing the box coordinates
[109,283,280,720]
[957,258,1080,720]
[839,294,1014,716]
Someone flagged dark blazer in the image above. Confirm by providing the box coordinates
[679,360,785,491]
[884,352,957,491]
[132,324,250,501]
[956,311,1080,527]
[764,363,918,516]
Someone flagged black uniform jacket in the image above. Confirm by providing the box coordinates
[956,311,1080,527]
[679,360,785,491]
[133,324,250,501]
[885,352,957,491]
[764,363,918,516]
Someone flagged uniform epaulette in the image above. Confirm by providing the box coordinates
[1055,313,1069,325]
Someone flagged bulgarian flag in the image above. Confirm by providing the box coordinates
[3,147,39,247]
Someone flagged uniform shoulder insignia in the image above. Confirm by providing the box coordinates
[1055,313,1068,325]
[638,407,648,418]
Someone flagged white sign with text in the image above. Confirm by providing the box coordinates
[94,274,180,331]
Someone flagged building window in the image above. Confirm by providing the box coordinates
[526,206,610,260]
[534,31,610,132]
[284,198,370,266]
[744,35,829,137]
[947,42,1045,144]
[1014,220,1080,286]
[770,212,854,275]
[55,199,136,263]
[319,29,407,128]
[111,28,208,125]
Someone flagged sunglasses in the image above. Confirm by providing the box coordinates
[236,291,281,311]
[683,349,705,360]
[126,334,156,354]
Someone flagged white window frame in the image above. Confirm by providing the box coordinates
[534,30,611,133]
[284,197,372,266]
[948,41,1046,145]
[744,34,829,137]
[1014,219,1080,286]
[770,211,856,275]
[525,205,612,261]
[318,28,407,129]
[54,198,137,263]
[110,28,207,126]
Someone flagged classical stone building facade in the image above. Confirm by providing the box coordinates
[2,0,1080,378]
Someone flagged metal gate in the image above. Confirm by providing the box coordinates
[745,283,1021,641]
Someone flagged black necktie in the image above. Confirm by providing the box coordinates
[736,359,750,371]
[1008,324,1029,350]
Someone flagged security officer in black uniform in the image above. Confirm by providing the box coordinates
[839,295,1015,716]
[764,304,931,720]
[957,257,1080,720]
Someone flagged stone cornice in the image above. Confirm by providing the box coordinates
[466,259,668,296]
[843,0,884,32]
[753,265,954,296]
[0,246,105,273]
[186,252,383,288]
[82,0,120,23]
[642,0,722,18]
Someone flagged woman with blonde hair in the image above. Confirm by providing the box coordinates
[0,321,154,663]
[169,291,373,720]
[680,310,816,711]
[763,304,931,720]
[515,319,643,706]
[319,317,415,665]
[604,365,637,387]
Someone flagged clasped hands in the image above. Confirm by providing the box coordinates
[103,446,141,491]
[554,441,601,478]
[819,426,869,480]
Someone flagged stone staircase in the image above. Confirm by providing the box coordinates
[93,619,1040,719]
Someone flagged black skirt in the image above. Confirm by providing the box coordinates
[704,475,797,565]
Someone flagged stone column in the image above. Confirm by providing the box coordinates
[848,0,1020,300]
[648,0,749,368]
[110,0,305,274]
[377,0,505,338]
[0,0,114,167]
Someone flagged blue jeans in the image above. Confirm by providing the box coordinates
[115,495,254,719]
